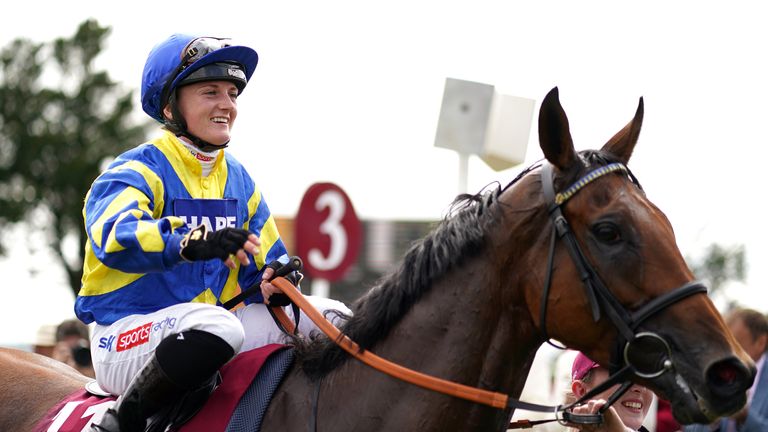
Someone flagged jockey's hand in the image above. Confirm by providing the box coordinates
[260,260,303,305]
[180,224,260,270]
[567,399,630,432]
[260,266,283,304]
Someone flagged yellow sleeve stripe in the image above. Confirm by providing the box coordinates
[257,215,280,269]
[90,160,165,249]
[79,243,143,296]
[244,187,266,268]
[220,265,242,304]
[92,187,152,250]
[245,185,262,228]
[104,210,184,254]
[103,209,143,253]
[136,219,166,253]
[166,216,187,230]
[113,160,166,217]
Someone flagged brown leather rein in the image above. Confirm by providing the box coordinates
[268,276,513,409]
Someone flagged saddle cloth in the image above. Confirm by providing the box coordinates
[34,343,293,432]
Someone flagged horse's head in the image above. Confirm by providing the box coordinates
[518,87,754,424]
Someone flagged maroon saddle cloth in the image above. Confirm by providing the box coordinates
[34,343,291,432]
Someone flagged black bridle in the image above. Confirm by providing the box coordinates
[514,161,707,426]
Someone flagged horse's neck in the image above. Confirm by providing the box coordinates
[367,254,541,429]
[268,255,542,431]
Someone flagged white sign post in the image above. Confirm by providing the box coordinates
[434,78,535,193]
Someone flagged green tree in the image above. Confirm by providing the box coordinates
[0,20,149,296]
[688,243,747,295]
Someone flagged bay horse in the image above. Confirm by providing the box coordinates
[3,87,755,432]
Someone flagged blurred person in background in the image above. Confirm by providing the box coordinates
[32,324,56,358]
[568,352,653,432]
[656,398,681,432]
[684,307,768,431]
[52,318,94,378]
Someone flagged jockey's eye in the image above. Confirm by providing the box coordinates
[593,222,621,244]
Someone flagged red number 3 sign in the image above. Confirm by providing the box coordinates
[295,183,362,282]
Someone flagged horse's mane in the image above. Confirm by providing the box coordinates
[292,184,504,378]
[291,150,622,379]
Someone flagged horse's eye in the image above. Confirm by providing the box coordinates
[593,222,621,244]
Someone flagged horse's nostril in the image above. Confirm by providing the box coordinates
[713,365,738,384]
[706,357,755,399]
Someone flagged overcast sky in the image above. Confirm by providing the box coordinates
[1,0,767,345]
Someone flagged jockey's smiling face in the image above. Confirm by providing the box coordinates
[163,80,239,146]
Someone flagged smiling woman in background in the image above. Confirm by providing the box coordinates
[568,352,653,432]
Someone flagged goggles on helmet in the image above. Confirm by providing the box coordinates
[178,37,233,72]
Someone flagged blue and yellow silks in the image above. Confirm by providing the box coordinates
[75,131,287,325]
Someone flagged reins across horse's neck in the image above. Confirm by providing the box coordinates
[270,275,629,428]
[270,277,564,414]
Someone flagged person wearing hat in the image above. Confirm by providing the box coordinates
[568,352,654,432]
[76,34,350,432]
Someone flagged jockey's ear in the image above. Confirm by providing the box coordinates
[162,104,174,121]
[601,97,643,165]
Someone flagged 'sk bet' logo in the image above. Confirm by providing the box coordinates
[97,335,115,351]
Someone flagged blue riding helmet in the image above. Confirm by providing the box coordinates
[141,34,259,122]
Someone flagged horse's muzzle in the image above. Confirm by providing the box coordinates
[706,356,755,400]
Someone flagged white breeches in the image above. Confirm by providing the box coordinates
[90,296,350,395]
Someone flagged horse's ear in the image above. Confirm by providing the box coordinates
[601,97,644,165]
[538,87,578,171]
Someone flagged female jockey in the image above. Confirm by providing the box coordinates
[76,34,350,432]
